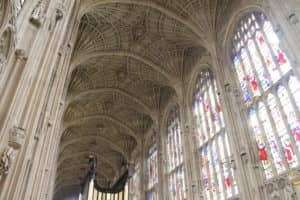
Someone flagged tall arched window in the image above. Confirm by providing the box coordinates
[232,12,300,179]
[166,106,187,200]
[146,143,158,200]
[193,69,238,199]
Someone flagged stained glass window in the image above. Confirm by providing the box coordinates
[193,69,238,199]
[166,106,187,200]
[232,12,300,179]
[147,144,158,200]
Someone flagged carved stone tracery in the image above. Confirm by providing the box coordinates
[263,177,297,200]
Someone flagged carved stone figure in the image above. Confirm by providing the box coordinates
[0,54,6,75]
[0,147,14,181]
[48,8,63,31]
[30,0,46,26]
[0,35,6,74]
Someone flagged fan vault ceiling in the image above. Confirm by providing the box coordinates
[55,0,241,195]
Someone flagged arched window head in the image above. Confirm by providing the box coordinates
[192,69,238,199]
[232,12,300,180]
[165,105,187,200]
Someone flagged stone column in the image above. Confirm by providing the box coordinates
[209,47,263,200]
[179,86,199,200]
[21,0,81,197]
[0,49,27,140]
[0,0,78,199]
[181,82,203,200]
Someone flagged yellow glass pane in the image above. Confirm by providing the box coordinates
[93,189,98,200]
[118,192,123,200]
[124,184,128,200]
[98,192,102,200]
[88,180,94,200]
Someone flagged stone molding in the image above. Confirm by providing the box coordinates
[8,126,25,150]
[262,176,297,200]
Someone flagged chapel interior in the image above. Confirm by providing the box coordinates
[1,0,300,200]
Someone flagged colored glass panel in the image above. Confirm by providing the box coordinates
[233,12,300,180]
[147,145,158,189]
[166,106,186,200]
[193,70,238,199]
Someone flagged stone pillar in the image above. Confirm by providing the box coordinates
[209,47,263,200]
[0,0,79,199]
[181,83,203,200]
[0,49,27,140]
[21,0,81,197]
[179,87,199,200]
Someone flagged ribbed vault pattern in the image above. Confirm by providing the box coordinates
[55,0,240,196]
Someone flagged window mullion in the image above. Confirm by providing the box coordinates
[204,77,221,199]
[208,77,228,198]
[196,98,210,198]
[269,87,300,166]
[256,19,287,78]
[275,84,300,161]
[284,81,300,123]
[250,28,274,86]
[253,104,278,176]
[166,107,186,200]
[200,85,215,199]
[199,85,209,143]
[233,36,255,103]
[242,30,265,97]
[211,78,236,197]
[170,130,174,172]
[172,126,178,169]
[262,96,290,169]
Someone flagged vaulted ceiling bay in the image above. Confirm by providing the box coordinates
[55,0,239,196]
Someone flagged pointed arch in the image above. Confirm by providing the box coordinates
[230,11,300,181]
[70,51,175,83]
[63,114,139,143]
[60,135,130,161]
[79,0,204,41]
[57,151,119,174]
[65,87,153,116]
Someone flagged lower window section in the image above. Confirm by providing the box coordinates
[147,188,158,200]
[168,166,187,200]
